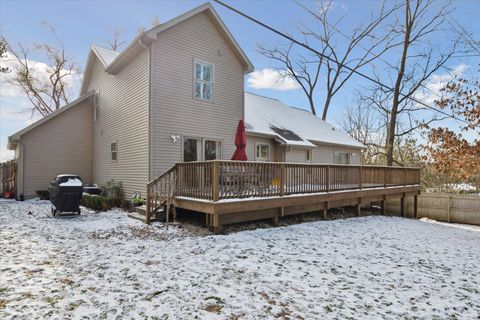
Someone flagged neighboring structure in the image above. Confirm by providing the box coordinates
[7,3,364,199]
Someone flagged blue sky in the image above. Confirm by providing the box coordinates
[1,0,479,160]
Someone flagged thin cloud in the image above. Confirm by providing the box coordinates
[247,68,300,91]
[416,64,469,106]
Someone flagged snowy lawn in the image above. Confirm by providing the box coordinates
[1,199,479,319]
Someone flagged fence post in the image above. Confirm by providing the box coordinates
[358,166,362,189]
[384,166,387,188]
[212,161,220,202]
[404,167,407,186]
[414,195,418,219]
[280,163,285,196]
[447,195,452,223]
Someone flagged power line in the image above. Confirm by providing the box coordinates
[213,0,468,124]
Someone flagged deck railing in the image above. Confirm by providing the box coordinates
[174,160,421,201]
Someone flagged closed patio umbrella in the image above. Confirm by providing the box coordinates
[231,119,248,161]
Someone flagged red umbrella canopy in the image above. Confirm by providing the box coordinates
[231,119,248,161]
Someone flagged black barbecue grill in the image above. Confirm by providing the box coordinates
[48,174,83,216]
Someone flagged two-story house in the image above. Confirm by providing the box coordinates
[8,3,364,199]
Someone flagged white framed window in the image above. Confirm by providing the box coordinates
[111,141,118,162]
[194,60,213,101]
[306,149,312,162]
[256,144,270,161]
[204,140,222,160]
[334,151,350,164]
[94,90,100,121]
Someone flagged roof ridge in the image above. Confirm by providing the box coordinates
[245,91,279,101]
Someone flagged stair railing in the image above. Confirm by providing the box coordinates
[146,165,177,224]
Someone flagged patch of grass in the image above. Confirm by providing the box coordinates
[203,303,223,313]
[204,296,224,304]
[144,289,169,301]
[323,305,333,313]
[0,299,8,309]
[45,296,59,307]
[0,287,7,294]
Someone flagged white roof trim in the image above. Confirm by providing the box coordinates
[8,91,95,149]
[146,2,254,72]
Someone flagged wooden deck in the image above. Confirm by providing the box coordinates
[145,161,421,233]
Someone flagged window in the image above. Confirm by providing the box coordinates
[204,140,222,160]
[256,144,270,161]
[334,151,350,164]
[111,142,117,162]
[194,61,213,100]
[183,138,201,162]
[94,91,100,121]
[306,149,312,162]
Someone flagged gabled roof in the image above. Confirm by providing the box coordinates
[91,45,120,67]
[146,2,253,72]
[7,91,95,150]
[80,2,253,94]
[244,92,365,149]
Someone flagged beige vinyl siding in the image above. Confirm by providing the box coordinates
[312,144,362,164]
[150,11,245,175]
[20,100,92,198]
[85,51,150,197]
[285,147,308,163]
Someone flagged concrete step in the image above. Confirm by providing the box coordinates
[129,205,165,223]
[135,205,147,215]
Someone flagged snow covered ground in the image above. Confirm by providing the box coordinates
[1,199,479,319]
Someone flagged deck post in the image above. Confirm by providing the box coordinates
[323,201,328,219]
[400,196,405,217]
[212,215,222,234]
[212,161,220,202]
[146,186,151,224]
[414,195,418,219]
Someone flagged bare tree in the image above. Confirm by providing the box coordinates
[384,0,456,166]
[0,39,10,73]
[106,28,126,51]
[2,25,79,117]
[258,0,401,119]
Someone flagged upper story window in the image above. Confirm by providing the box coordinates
[194,61,213,101]
[306,149,312,162]
[94,90,100,121]
[256,144,270,161]
[111,141,118,162]
[334,151,350,164]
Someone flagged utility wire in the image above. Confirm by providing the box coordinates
[213,0,468,124]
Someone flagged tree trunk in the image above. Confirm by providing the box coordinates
[308,95,316,115]
[386,0,411,166]
[322,93,332,121]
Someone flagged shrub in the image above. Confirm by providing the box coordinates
[81,195,111,211]
[36,190,50,200]
[132,198,144,207]
[101,180,124,200]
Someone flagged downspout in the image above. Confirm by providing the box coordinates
[17,141,25,200]
[138,37,152,185]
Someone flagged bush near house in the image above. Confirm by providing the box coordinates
[36,190,50,200]
[81,180,133,212]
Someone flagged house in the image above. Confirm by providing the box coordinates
[7,3,420,232]
[7,3,363,199]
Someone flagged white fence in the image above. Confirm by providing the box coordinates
[386,193,480,226]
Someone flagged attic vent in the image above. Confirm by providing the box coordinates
[270,125,303,141]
